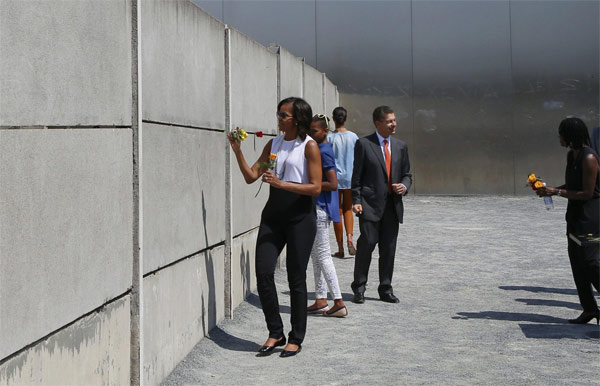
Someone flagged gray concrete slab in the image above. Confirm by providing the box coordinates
[0,0,132,126]
[278,46,303,100]
[230,29,278,135]
[324,76,338,118]
[303,64,324,114]
[162,196,599,385]
[142,123,226,273]
[0,129,133,359]
[231,230,258,310]
[0,296,130,385]
[142,0,226,129]
[231,135,270,236]
[144,245,224,385]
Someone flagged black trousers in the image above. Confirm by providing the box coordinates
[352,196,399,296]
[255,187,316,345]
[567,237,600,312]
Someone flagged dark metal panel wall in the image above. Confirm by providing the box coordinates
[412,1,513,194]
[510,1,600,193]
[316,1,415,187]
[191,0,599,195]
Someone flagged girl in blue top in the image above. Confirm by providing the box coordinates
[307,115,348,317]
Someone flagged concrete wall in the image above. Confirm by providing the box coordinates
[0,1,337,385]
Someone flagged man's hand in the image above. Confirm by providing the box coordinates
[392,183,406,195]
[352,204,363,215]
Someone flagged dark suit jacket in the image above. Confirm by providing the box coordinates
[351,133,412,223]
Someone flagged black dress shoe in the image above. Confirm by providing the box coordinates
[257,337,286,356]
[280,345,302,358]
[380,293,399,303]
[353,293,365,304]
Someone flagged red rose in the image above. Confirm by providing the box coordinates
[256,131,264,138]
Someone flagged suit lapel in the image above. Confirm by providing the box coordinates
[367,133,387,176]
[391,137,401,180]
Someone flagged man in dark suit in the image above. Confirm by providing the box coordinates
[351,106,412,304]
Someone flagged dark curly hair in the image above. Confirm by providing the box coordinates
[278,97,313,140]
[558,117,590,149]
[332,106,347,125]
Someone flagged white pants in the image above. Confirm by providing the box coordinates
[311,206,342,300]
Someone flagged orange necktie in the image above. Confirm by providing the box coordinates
[383,139,392,193]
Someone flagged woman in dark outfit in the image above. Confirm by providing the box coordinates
[537,117,600,324]
[228,97,322,356]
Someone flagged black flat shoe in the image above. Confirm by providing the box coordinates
[380,293,400,303]
[280,345,302,358]
[257,337,286,356]
[568,311,600,325]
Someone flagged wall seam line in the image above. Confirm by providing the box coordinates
[130,0,142,384]
[143,241,227,278]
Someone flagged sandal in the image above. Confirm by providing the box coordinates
[347,242,357,256]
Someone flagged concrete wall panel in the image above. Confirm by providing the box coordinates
[142,123,226,273]
[142,0,226,128]
[0,129,133,359]
[0,297,130,385]
[324,76,338,119]
[279,46,303,99]
[143,246,224,386]
[230,29,278,135]
[303,64,324,114]
[232,136,270,236]
[0,0,132,126]
[231,229,258,309]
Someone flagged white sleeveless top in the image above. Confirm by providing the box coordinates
[270,134,313,184]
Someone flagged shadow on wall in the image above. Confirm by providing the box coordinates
[200,249,216,337]
[239,245,251,301]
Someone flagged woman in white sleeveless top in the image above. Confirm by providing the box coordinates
[228,97,321,357]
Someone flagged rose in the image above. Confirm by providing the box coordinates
[533,180,544,190]
[256,131,264,138]
[269,153,276,161]
[528,173,537,184]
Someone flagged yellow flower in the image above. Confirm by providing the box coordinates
[528,174,537,184]
[269,153,277,161]
[533,180,544,190]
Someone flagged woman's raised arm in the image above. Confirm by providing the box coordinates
[228,133,273,184]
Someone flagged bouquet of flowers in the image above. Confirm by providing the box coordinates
[258,153,277,171]
[526,173,553,210]
[255,153,277,198]
[230,127,248,143]
[526,173,545,191]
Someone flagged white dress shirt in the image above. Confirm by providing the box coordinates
[375,131,391,162]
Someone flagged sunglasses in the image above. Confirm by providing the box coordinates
[276,111,293,120]
[313,114,330,129]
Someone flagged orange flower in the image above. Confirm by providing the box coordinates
[269,153,277,161]
[528,174,537,184]
[533,180,544,190]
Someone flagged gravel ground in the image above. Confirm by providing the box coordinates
[162,196,599,386]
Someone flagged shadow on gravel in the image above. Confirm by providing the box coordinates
[499,286,578,295]
[207,327,260,352]
[453,311,566,324]
[515,298,582,310]
[246,293,291,314]
[453,311,599,339]
[518,324,600,339]
[282,291,381,302]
